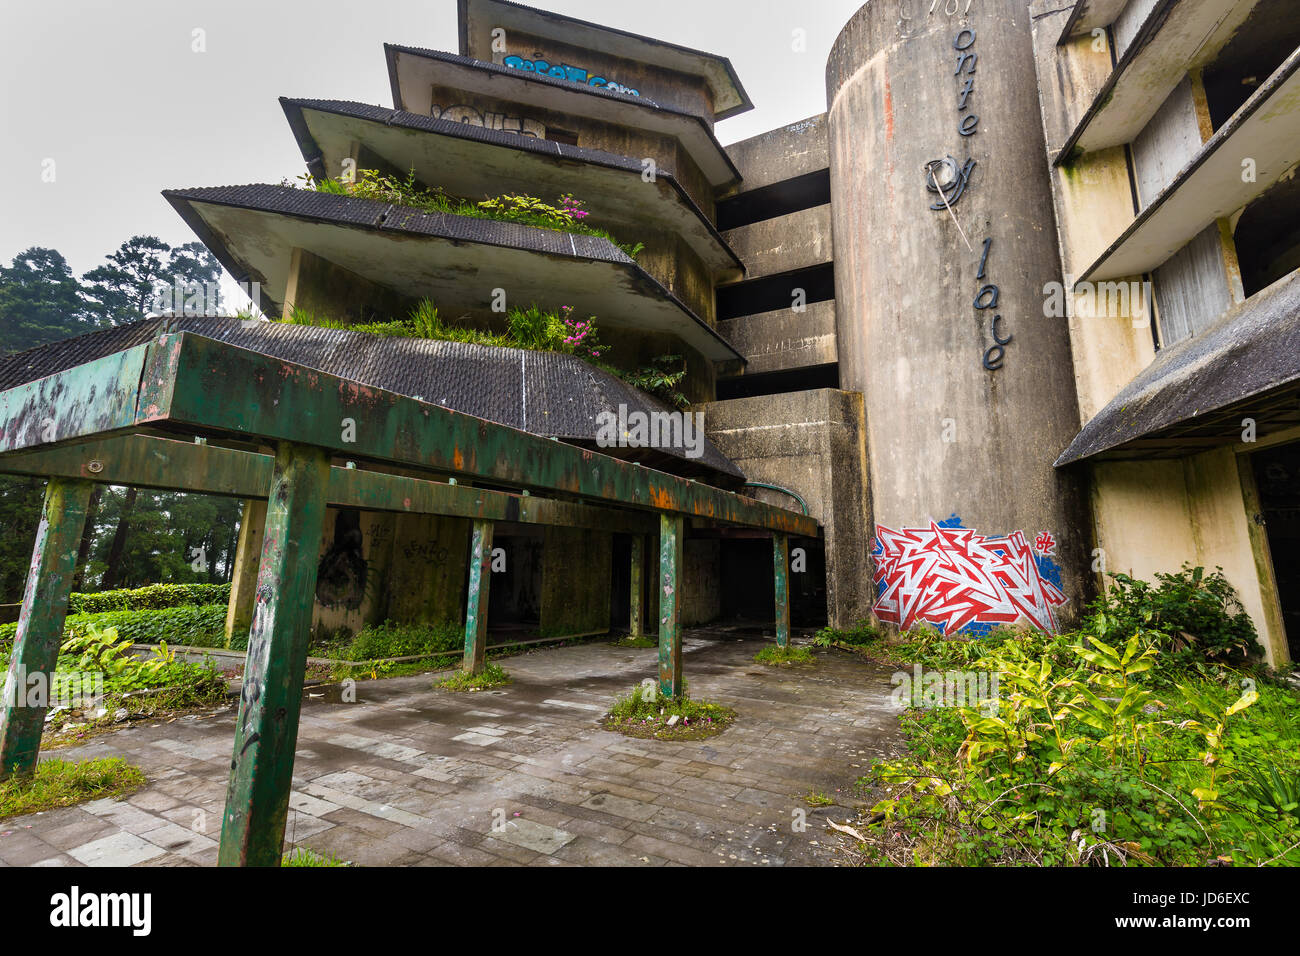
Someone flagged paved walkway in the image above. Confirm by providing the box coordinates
[0,630,904,867]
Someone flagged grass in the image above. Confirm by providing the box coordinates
[804,790,835,807]
[0,757,145,820]
[754,645,815,666]
[601,681,736,741]
[435,661,512,692]
[610,636,657,649]
[282,847,349,867]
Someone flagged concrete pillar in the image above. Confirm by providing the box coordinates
[630,534,645,638]
[225,498,267,648]
[826,0,1090,635]
[463,519,494,674]
[0,478,93,780]
[658,514,684,699]
[773,532,790,648]
[219,443,329,867]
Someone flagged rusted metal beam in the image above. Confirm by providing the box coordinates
[0,334,817,536]
[773,532,790,649]
[0,478,93,780]
[463,519,494,675]
[658,514,684,700]
[219,442,329,867]
[0,434,657,534]
[629,534,645,638]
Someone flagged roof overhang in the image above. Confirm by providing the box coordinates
[163,184,742,362]
[279,97,743,277]
[383,44,741,189]
[1055,269,1300,465]
[456,0,752,121]
[1055,0,1263,162]
[1057,0,1131,44]
[1081,45,1300,282]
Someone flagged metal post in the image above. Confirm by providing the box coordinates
[658,514,684,700]
[219,442,329,867]
[463,519,494,674]
[773,532,790,649]
[630,534,645,638]
[0,478,93,780]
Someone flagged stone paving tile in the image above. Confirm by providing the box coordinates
[6,632,902,867]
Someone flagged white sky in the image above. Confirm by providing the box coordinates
[1,0,865,304]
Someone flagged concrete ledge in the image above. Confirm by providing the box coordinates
[717,300,837,375]
[723,114,828,195]
[721,205,833,281]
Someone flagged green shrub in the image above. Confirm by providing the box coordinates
[67,583,230,615]
[0,604,227,651]
[331,621,462,662]
[1086,565,1260,669]
[436,662,511,691]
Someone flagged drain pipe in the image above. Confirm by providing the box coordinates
[742,481,809,516]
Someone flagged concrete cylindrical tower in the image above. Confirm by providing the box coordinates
[826,0,1090,634]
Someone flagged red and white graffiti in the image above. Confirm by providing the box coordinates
[1034,531,1056,556]
[872,522,1067,634]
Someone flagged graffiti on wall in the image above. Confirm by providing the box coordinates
[431,102,545,138]
[502,55,640,97]
[872,517,1067,635]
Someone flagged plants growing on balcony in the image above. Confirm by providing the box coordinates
[298,170,643,259]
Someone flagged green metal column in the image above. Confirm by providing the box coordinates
[463,518,494,674]
[773,532,790,649]
[630,534,645,638]
[658,514,684,700]
[219,442,329,867]
[0,478,93,780]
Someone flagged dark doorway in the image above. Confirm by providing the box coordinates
[1252,442,1300,660]
[718,535,827,628]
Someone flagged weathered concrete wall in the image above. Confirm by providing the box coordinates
[478,29,718,122]
[1089,449,1289,668]
[721,205,833,282]
[313,510,399,636]
[383,513,471,628]
[827,0,1090,633]
[718,299,838,375]
[681,537,721,626]
[282,248,416,324]
[417,82,714,216]
[702,388,873,627]
[540,525,612,637]
[723,114,828,194]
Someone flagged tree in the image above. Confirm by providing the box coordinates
[81,235,223,325]
[0,247,97,354]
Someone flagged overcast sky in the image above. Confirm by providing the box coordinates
[1,0,865,296]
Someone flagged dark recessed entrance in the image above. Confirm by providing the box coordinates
[1252,442,1300,660]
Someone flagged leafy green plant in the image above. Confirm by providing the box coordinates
[616,354,689,410]
[1086,565,1260,668]
[436,662,511,691]
[67,583,230,615]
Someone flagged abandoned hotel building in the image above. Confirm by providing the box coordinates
[2,0,1299,862]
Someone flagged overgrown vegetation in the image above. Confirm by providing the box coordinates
[610,636,657,649]
[0,604,227,650]
[0,623,229,743]
[67,583,231,615]
[435,661,512,692]
[0,757,146,820]
[301,169,643,259]
[754,645,815,666]
[282,847,349,867]
[316,621,464,680]
[601,679,736,740]
[826,566,1300,867]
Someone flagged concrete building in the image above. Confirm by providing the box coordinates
[3,0,1297,668]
